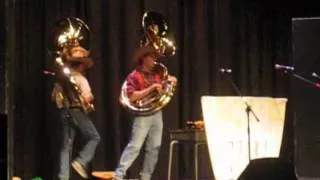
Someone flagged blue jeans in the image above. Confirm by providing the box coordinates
[58,108,100,179]
[115,111,163,180]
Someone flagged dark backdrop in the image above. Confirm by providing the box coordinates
[1,0,5,114]
[5,0,320,179]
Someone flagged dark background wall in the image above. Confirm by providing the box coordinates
[1,0,7,178]
[4,0,320,179]
[1,0,5,114]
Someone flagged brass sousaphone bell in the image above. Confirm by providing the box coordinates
[141,11,176,56]
[52,17,91,55]
[119,11,177,116]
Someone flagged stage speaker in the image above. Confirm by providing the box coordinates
[238,158,296,180]
[292,17,320,179]
[0,114,7,180]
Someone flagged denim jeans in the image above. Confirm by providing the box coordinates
[115,111,163,180]
[58,108,100,179]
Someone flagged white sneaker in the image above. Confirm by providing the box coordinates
[112,175,123,180]
[71,160,88,179]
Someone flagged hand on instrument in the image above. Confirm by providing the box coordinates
[151,83,163,94]
[168,75,177,84]
[82,94,94,104]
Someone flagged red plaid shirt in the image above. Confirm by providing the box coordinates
[126,69,162,97]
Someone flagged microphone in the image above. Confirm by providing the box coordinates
[43,70,55,76]
[274,64,294,71]
[219,68,232,73]
[311,73,320,88]
[312,72,320,80]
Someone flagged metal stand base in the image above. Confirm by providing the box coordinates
[167,140,206,180]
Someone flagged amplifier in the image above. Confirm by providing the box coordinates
[169,129,206,142]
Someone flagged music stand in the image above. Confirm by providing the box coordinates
[224,73,261,162]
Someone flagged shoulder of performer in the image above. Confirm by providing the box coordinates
[125,70,145,96]
[72,72,92,91]
[127,70,143,84]
[71,71,86,78]
[72,72,89,83]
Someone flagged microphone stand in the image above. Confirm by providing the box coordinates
[223,72,261,162]
[275,65,320,89]
[292,73,320,88]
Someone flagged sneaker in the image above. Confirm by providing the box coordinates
[112,175,122,180]
[71,160,88,179]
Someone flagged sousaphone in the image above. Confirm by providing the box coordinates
[49,17,95,114]
[119,11,177,116]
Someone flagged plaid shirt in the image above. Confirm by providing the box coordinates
[126,69,162,97]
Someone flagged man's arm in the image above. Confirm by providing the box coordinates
[129,83,162,102]
[126,72,163,103]
[74,75,94,103]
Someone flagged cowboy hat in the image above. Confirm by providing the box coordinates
[65,46,93,69]
[132,45,161,67]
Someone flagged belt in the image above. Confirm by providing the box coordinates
[69,107,82,112]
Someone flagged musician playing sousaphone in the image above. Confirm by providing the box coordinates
[113,45,177,180]
[114,12,177,180]
[50,17,100,179]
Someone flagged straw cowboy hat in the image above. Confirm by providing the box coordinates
[132,45,161,67]
[65,46,93,69]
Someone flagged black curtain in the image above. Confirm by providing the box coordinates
[6,0,320,179]
[0,0,5,114]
